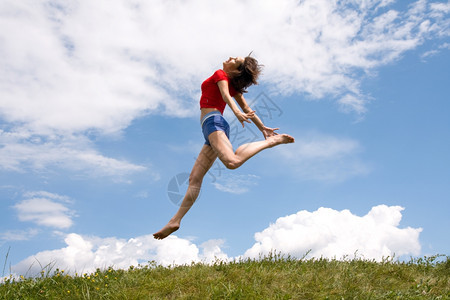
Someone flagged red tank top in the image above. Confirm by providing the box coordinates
[200,69,237,114]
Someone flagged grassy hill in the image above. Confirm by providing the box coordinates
[1,253,449,299]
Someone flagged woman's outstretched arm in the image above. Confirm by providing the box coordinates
[234,93,279,139]
[217,80,254,127]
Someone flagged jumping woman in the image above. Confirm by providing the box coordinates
[153,54,294,240]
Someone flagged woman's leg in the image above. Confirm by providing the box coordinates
[153,144,218,240]
[209,131,294,170]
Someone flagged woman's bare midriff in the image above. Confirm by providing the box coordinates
[200,108,221,120]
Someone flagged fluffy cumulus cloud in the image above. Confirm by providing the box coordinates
[12,233,229,276]
[11,205,421,276]
[244,205,422,261]
[275,132,371,182]
[0,0,448,175]
[13,191,75,229]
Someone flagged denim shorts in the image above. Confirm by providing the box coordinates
[201,111,230,146]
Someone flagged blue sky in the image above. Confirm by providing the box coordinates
[1,0,449,276]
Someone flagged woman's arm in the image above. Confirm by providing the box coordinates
[233,93,279,138]
[233,93,264,130]
[217,80,254,127]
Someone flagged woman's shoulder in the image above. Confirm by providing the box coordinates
[212,69,228,81]
[214,69,226,74]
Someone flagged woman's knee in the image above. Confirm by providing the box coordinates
[222,158,240,170]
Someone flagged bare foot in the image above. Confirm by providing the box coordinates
[153,221,180,240]
[268,134,295,147]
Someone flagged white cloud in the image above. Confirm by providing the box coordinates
[13,191,75,229]
[0,0,447,180]
[430,1,450,20]
[275,132,371,182]
[1,0,178,136]
[12,233,229,276]
[200,239,229,263]
[421,49,441,59]
[1,0,448,137]
[212,174,260,194]
[11,205,422,276]
[0,129,148,178]
[0,228,39,242]
[22,191,72,203]
[244,205,422,261]
[421,42,450,60]
[338,94,369,115]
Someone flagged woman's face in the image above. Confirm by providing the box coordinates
[223,56,244,72]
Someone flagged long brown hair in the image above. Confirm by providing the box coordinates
[227,53,263,94]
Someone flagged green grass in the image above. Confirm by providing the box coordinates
[1,253,449,299]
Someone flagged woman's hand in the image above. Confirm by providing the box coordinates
[262,126,280,139]
[235,110,255,127]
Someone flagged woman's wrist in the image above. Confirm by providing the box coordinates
[232,108,242,116]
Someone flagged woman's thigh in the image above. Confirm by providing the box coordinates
[208,130,235,162]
